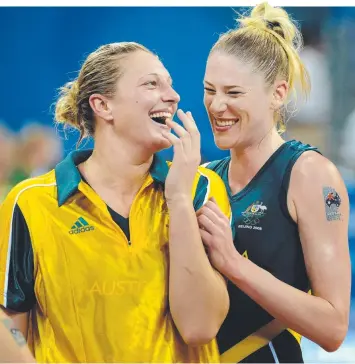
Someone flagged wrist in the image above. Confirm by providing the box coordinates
[223,250,246,283]
[165,194,192,208]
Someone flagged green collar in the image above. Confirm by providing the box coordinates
[55,149,169,206]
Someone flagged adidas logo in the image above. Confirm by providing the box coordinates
[69,217,95,234]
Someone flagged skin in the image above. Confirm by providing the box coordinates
[1,49,229,351]
[197,50,351,352]
[0,310,35,363]
[84,50,229,344]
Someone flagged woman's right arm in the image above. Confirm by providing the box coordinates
[0,309,35,363]
[0,185,37,362]
[163,111,229,345]
[197,153,351,352]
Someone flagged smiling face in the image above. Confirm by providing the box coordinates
[203,51,278,151]
[106,50,180,152]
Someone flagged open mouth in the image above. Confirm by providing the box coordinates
[149,111,172,125]
[214,118,239,128]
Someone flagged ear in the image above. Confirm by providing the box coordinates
[271,80,288,111]
[89,94,114,122]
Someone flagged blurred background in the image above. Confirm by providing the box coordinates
[0,6,354,362]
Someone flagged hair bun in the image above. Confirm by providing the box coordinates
[239,2,299,49]
[55,80,80,129]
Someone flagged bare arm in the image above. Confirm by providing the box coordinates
[163,110,229,345]
[0,309,34,363]
[168,197,229,345]
[219,152,350,352]
[3,309,29,339]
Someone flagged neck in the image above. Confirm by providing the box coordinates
[228,129,285,194]
[80,132,154,196]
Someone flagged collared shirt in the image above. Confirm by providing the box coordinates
[0,150,230,363]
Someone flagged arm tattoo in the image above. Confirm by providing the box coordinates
[1,318,27,347]
[323,186,342,221]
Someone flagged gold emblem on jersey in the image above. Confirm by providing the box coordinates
[239,201,267,230]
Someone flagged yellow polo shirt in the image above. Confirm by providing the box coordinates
[0,150,230,363]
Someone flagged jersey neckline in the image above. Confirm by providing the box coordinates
[223,140,293,202]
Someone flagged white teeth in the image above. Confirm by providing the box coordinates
[215,119,238,127]
[149,112,172,119]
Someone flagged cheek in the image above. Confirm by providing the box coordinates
[203,94,212,109]
[229,99,248,115]
[231,96,261,116]
[139,92,160,109]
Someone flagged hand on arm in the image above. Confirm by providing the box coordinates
[162,110,229,345]
[197,152,351,352]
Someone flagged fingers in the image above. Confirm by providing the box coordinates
[199,203,221,225]
[165,111,200,145]
[165,119,189,139]
[164,110,200,165]
[176,109,198,133]
[199,228,212,247]
[206,198,230,221]
[198,214,219,235]
[161,130,181,146]
[197,200,229,224]
[176,110,200,149]
[165,110,198,137]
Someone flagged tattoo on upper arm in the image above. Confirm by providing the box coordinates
[1,318,27,347]
[323,186,342,221]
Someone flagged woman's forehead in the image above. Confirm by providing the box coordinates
[121,51,171,81]
[205,52,263,88]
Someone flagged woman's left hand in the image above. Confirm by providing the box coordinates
[197,198,240,275]
[162,109,201,203]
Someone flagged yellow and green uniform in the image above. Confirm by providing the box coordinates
[206,140,319,363]
[0,149,230,363]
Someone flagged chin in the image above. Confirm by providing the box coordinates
[150,137,172,153]
[214,136,235,151]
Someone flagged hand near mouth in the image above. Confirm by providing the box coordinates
[162,109,201,203]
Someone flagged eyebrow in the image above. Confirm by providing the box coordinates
[204,80,242,89]
[146,73,173,83]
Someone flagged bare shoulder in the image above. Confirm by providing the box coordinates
[291,151,343,184]
[288,151,349,222]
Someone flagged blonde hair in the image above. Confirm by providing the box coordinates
[211,2,310,133]
[55,42,152,144]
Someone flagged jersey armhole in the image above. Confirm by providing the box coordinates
[279,149,321,225]
[279,152,303,226]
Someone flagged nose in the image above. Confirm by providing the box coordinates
[162,84,180,104]
[208,94,227,115]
